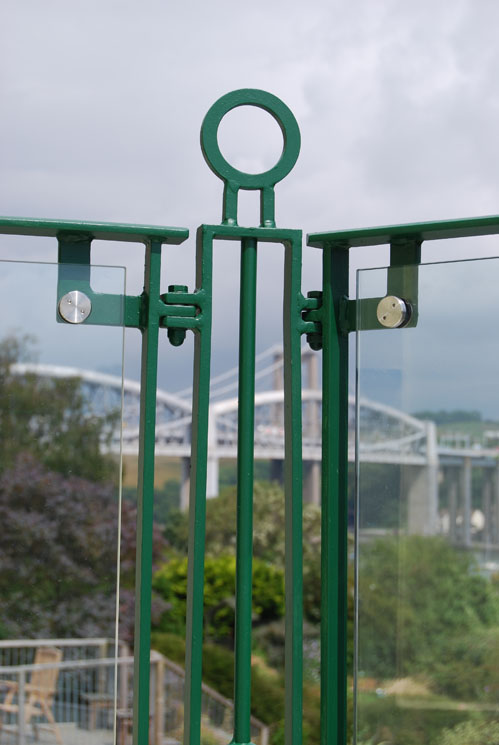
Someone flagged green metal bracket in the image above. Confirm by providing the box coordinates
[304,236,422,337]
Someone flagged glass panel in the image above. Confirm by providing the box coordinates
[356,258,499,745]
[0,261,125,744]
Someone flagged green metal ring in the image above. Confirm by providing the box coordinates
[200,89,301,189]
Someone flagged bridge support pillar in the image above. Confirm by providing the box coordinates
[482,473,492,546]
[206,456,219,498]
[303,461,321,505]
[461,457,472,547]
[206,410,219,498]
[407,421,439,535]
[448,470,458,542]
[180,457,191,512]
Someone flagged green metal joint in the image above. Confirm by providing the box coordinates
[301,290,323,350]
[204,223,301,245]
[159,285,206,345]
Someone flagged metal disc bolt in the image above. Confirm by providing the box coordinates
[377,295,410,328]
[58,291,92,324]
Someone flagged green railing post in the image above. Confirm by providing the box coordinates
[321,241,349,745]
[233,236,258,745]
[133,237,163,745]
[184,226,213,745]
[283,234,305,745]
[200,89,303,745]
[305,239,349,745]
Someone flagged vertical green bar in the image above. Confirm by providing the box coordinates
[133,238,162,745]
[320,241,349,745]
[233,236,257,745]
[184,226,213,745]
[283,234,304,745]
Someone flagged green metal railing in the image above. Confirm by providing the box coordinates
[4,87,499,745]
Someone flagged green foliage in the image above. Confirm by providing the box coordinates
[0,454,167,642]
[199,482,324,620]
[152,554,284,640]
[429,628,499,701]
[356,695,472,745]
[150,632,186,672]
[0,335,118,483]
[163,508,189,551]
[411,410,482,425]
[151,632,284,725]
[123,481,180,526]
[440,719,499,745]
[218,460,271,490]
[169,480,320,567]
[358,536,499,679]
[269,684,351,745]
[0,454,118,638]
[354,464,403,529]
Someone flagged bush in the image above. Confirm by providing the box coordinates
[358,535,499,679]
[151,632,284,725]
[440,719,499,745]
[429,628,499,701]
[153,554,284,641]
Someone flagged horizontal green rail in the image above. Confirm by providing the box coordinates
[0,216,188,244]
[308,213,499,248]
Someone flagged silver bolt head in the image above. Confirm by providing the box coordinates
[58,291,92,324]
[376,295,409,328]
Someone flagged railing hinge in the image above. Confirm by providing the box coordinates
[301,290,322,350]
[159,285,204,346]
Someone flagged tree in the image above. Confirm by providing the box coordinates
[0,333,168,642]
[0,454,167,641]
[358,535,499,679]
[0,334,118,482]
[0,454,118,638]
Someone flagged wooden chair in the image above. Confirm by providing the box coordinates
[0,646,63,743]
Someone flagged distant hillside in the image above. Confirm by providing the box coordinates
[412,410,483,425]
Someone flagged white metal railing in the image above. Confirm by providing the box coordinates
[0,640,270,745]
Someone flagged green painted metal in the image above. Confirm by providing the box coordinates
[192,223,306,745]
[283,232,305,745]
[184,226,213,745]
[308,213,499,248]
[133,237,162,745]
[201,89,300,228]
[0,215,188,244]
[0,216,191,745]
[305,239,349,745]
[9,90,499,745]
[198,91,306,745]
[234,236,258,745]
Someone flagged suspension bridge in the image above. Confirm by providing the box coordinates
[11,346,499,551]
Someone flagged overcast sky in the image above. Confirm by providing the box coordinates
[2,0,499,410]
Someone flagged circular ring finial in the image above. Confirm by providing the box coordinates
[201,89,301,190]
